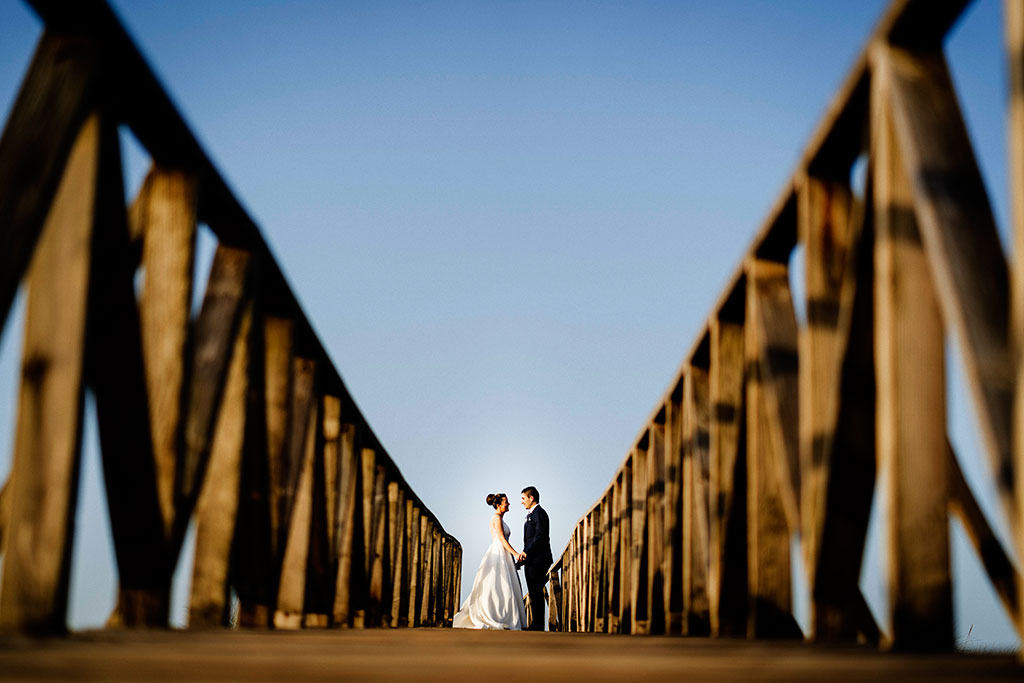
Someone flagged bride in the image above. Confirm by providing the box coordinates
[452,492,527,630]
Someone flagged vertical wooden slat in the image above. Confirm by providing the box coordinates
[619,461,633,633]
[709,315,747,637]
[407,506,421,626]
[173,246,252,563]
[189,305,253,627]
[548,566,562,631]
[1007,0,1024,650]
[263,316,294,560]
[746,259,801,639]
[419,516,431,625]
[273,386,320,630]
[389,484,406,627]
[684,365,712,635]
[798,176,855,602]
[749,260,801,535]
[366,464,389,627]
[886,45,1015,535]
[277,356,316,553]
[663,388,684,634]
[802,176,876,643]
[0,113,100,633]
[137,167,198,537]
[331,423,357,627]
[630,445,649,634]
[607,476,621,633]
[872,49,952,650]
[303,397,331,627]
[647,422,666,634]
[322,396,342,563]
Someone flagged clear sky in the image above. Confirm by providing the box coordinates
[0,0,1018,650]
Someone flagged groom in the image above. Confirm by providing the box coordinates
[516,486,552,631]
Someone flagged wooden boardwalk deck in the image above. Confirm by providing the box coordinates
[0,629,1019,682]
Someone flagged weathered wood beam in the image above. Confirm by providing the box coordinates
[189,305,253,627]
[273,381,319,630]
[137,167,198,538]
[872,48,953,650]
[0,113,100,633]
[1008,0,1024,647]
[885,45,1016,539]
[709,316,747,638]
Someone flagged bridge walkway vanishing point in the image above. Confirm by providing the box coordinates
[0,630,1021,682]
[1,0,1024,675]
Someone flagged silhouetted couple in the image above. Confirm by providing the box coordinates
[452,486,552,631]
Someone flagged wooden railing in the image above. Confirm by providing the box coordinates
[549,0,1024,651]
[0,0,461,633]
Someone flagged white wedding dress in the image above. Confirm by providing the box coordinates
[452,517,526,630]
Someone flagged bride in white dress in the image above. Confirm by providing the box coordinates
[453,493,527,630]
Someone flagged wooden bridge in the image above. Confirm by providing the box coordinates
[0,0,1023,679]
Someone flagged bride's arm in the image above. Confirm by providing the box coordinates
[490,516,518,556]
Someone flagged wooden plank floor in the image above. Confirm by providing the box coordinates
[0,629,1020,682]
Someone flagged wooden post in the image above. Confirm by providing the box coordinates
[619,462,633,633]
[683,365,712,636]
[331,424,358,627]
[419,517,432,625]
[189,305,253,627]
[263,315,294,561]
[745,259,802,639]
[647,422,666,634]
[137,167,198,539]
[709,312,747,637]
[273,381,320,630]
[871,47,952,650]
[0,113,100,633]
[407,506,421,626]
[663,386,684,634]
[1008,0,1024,652]
[630,445,649,634]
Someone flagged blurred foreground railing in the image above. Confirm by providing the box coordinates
[549,0,1024,652]
[0,0,461,633]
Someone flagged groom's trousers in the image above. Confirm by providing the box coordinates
[524,564,547,631]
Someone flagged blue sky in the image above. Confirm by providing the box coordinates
[0,0,1018,649]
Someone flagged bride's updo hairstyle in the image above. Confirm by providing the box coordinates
[486,493,507,509]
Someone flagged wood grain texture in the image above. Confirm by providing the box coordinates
[262,315,294,559]
[745,260,801,640]
[808,179,877,642]
[137,167,198,537]
[709,318,747,638]
[683,367,711,636]
[1008,0,1024,649]
[176,245,252,546]
[332,424,358,627]
[872,52,952,650]
[884,45,1015,533]
[0,114,99,633]
[646,424,666,634]
[273,388,319,630]
[189,305,252,627]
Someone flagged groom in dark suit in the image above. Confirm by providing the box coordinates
[516,486,552,631]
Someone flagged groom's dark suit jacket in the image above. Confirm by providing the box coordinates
[523,505,552,568]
